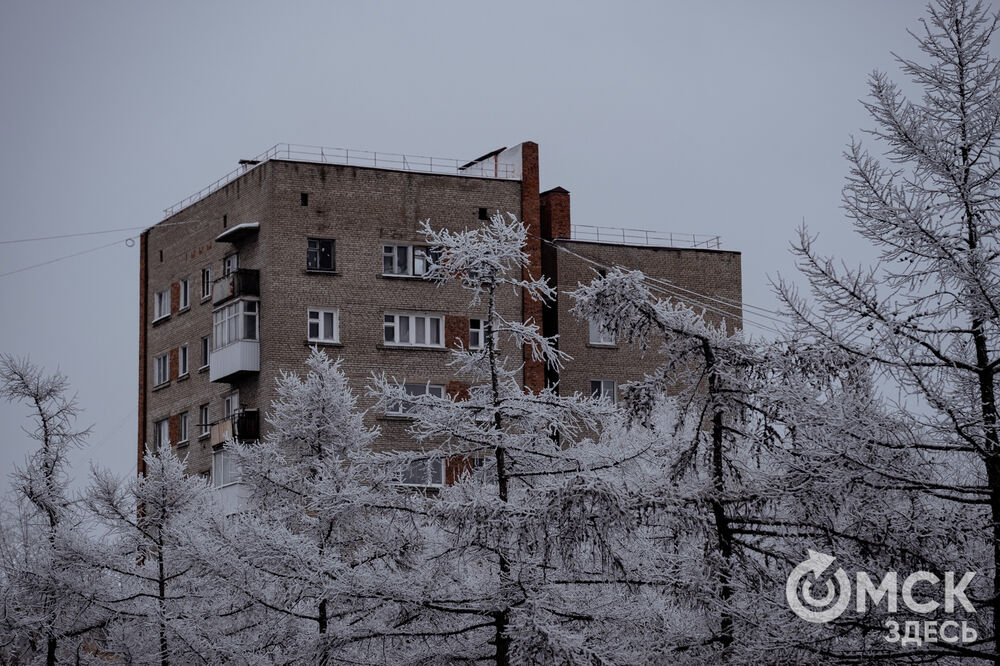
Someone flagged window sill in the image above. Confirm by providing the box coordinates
[306,340,343,347]
[586,343,618,350]
[305,269,339,276]
[378,344,448,352]
[152,381,170,392]
[379,273,432,281]
[176,306,190,315]
[198,365,210,374]
[380,414,416,421]
[198,432,211,441]
[176,440,189,448]
[200,295,211,303]
[152,315,170,326]
[177,373,190,382]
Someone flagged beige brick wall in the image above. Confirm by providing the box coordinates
[141,160,524,477]
[548,240,742,402]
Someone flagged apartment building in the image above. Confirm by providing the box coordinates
[138,141,741,498]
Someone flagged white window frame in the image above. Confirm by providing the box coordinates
[178,412,189,444]
[307,308,340,343]
[200,336,210,370]
[588,318,616,346]
[383,313,444,348]
[213,299,258,351]
[224,391,240,419]
[153,418,169,450]
[179,278,190,310]
[223,253,239,277]
[591,379,617,404]
[179,344,189,377]
[469,318,486,350]
[153,353,169,386]
[201,267,212,300]
[387,383,445,416]
[153,289,170,322]
[399,458,445,487]
[212,448,241,488]
[199,404,211,438]
[382,244,437,277]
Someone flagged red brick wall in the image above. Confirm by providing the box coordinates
[540,187,571,241]
[445,381,470,401]
[519,142,545,393]
[137,232,148,475]
[169,348,179,381]
[445,315,469,349]
[170,281,180,315]
[169,414,179,447]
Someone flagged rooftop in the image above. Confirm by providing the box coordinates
[162,142,520,218]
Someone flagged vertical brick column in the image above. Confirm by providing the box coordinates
[137,231,148,476]
[539,187,571,388]
[520,142,544,393]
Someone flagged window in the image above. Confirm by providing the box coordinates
[591,380,616,404]
[478,207,489,221]
[213,300,258,350]
[588,318,615,346]
[399,458,445,487]
[212,448,240,488]
[224,391,239,419]
[200,336,210,369]
[387,383,445,415]
[179,344,189,376]
[384,313,443,347]
[153,354,169,386]
[307,238,335,272]
[153,419,169,449]
[307,308,339,342]
[223,253,239,277]
[178,412,189,444]
[382,244,438,277]
[300,192,309,206]
[153,289,170,321]
[179,278,190,310]
[201,267,212,300]
[199,404,211,437]
[469,318,486,350]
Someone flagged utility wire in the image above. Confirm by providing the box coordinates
[530,233,786,336]
[0,217,209,246]
[0,238,132,278]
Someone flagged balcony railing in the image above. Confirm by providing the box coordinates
[210,409,260,446]
[213,269,260,305]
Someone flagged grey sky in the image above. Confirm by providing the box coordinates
[0,0,935,486]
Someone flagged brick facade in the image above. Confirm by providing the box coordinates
[138,141,743,482]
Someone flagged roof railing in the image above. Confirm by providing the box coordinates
[163,142,519,218]
[568,225,721,250]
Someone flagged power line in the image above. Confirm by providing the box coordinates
[0,238,132,278]
[0,217,209,246]
[531,234,786,336]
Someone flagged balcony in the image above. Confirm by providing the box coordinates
[209,339,259,382]
[213,269,260,306]
[209,409,260,446]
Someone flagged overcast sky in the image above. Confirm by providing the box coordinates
[0,0,951,487]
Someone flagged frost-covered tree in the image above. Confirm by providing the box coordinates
[0,355,100,665]
[368,213,665,665]
[197,348,420,664]
[573,267,932,663]
[775,0,1000,659]
[82,449,232,666]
